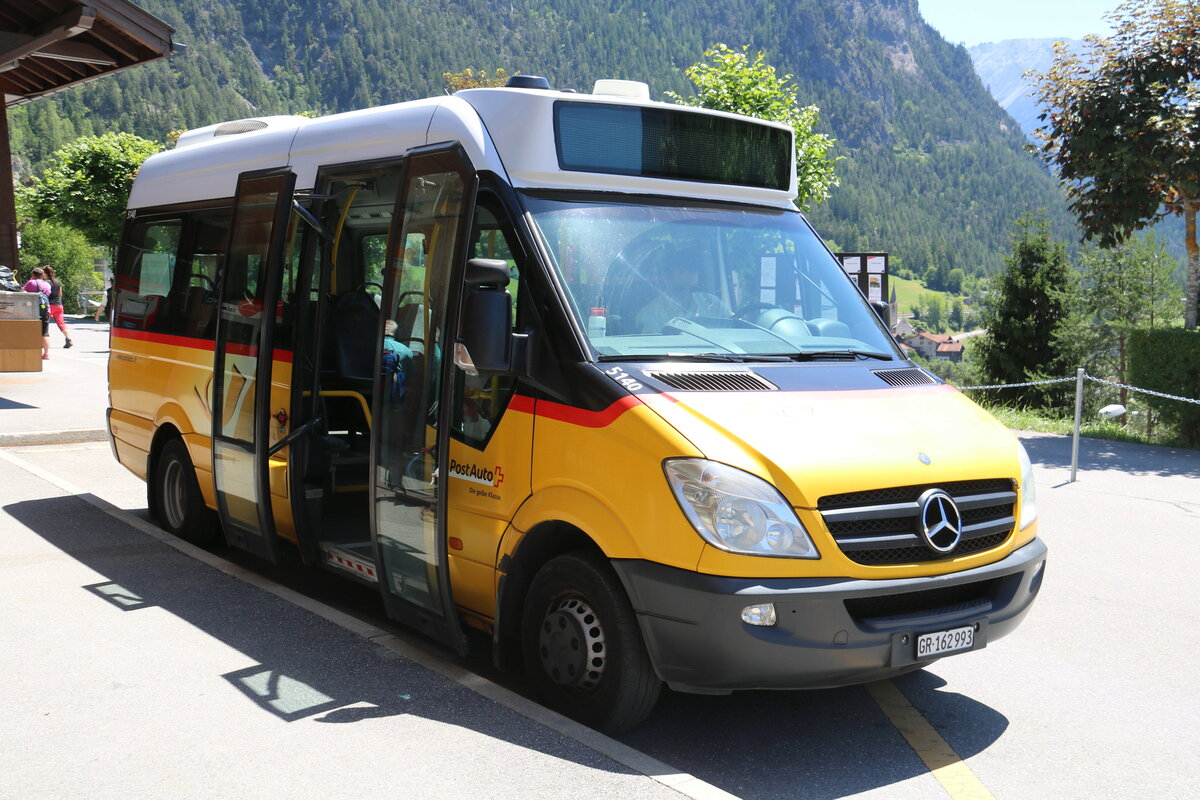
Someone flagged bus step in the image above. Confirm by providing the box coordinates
[320,541,379,583]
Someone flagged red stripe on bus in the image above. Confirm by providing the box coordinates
[526,395,646,428]
[110,328,294,363]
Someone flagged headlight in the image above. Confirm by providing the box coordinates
[664,459,819,559]
[1017,441,1038,529]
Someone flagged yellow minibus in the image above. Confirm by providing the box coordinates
[108,75,1046,733]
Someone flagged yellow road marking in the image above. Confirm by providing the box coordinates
[866,680,996,800]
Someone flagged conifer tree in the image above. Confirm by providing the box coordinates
[975,215,1077,407]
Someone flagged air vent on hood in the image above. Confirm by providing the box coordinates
[872,368,937,387]
[646,370,777,392]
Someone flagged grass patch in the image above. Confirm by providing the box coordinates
[890,275,951,314]
[981,404,1192,449]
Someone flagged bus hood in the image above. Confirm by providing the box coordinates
[645,384,1019,508]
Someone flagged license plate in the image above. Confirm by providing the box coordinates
[916,625,975,659]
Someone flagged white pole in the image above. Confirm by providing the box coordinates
[1070,368,1085,482]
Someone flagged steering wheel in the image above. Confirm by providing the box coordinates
[735,301,778,319]
[190,273,216,289]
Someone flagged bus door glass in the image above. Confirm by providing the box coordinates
[373,147,477,652]
[212,168,297,563]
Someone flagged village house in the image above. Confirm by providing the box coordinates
[902,330,963,363]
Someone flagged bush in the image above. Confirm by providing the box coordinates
[17,220,102,313]
[1128,329,1200,446]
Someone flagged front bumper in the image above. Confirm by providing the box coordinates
[613,538,1047,693]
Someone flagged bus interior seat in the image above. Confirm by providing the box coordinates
[181,286,215,338]
[601,255,655,336]
[392,294,425,355]
[330,286,380,383]
[752,307,813,338]
[807,317,851,338]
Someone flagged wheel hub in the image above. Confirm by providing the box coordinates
[537,597,606,690]
[162,458,187,529]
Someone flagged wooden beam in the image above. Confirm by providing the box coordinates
[0,103,18,273]
[33,40,118,67]
[0,6,97,66]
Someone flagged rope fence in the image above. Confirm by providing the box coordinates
[959,374,1200,406]
[956,369,1200,481]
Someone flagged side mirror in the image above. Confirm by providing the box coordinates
[457,258,516,375]
[869,300,890,327]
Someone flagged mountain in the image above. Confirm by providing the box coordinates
[966,37,1186,267]
[9,0,1079,280]
[968,38,1080,140]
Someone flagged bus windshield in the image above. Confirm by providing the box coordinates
[522,194,899,361]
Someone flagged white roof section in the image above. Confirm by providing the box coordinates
[128,83,799,211]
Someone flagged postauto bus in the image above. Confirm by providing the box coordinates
[108,76,1046,733]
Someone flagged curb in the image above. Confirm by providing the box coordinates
[0,428,108,447]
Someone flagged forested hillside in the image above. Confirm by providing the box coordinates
[9,0,1079,279]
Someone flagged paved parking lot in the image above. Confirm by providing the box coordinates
[2,317,1198,799]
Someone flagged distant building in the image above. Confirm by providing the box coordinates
[903,331,963,363]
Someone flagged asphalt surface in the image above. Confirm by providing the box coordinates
[2,316,1198,799]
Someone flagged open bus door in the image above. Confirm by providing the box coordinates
[370,146,478,655]
[211,168,296,564]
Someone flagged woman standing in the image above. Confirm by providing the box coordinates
[22,266,52,360]
[40,265,74,349]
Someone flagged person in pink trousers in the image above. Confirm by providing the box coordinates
[40,265,74,349]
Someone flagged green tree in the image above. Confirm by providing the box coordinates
[443,68,514,93]
[20,133,163,254]
[666,44,839,211]
[1064,235,1182,407]
[1027,0,1200,329]
[921,294,946,332]
[975,215,1078,407]
[17,221,103,314]
[949,298,965,331]
[946,267,965,295]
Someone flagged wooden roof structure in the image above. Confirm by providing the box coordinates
[0,0,175,269]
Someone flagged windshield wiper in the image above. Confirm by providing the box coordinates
[792,349,895,361]
[596,352,791,363]
[665,352,793,363]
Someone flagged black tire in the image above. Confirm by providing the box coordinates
[154,438,220,546]
[521,552,661,734]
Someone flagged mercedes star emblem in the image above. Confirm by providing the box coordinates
[917,488,963,553]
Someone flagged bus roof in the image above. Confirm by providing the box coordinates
[128,83,799,211]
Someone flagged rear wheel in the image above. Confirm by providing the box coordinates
[154,438,220,546]
[521,552,661,734]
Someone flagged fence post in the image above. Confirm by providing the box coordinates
[1070,368,1085,482]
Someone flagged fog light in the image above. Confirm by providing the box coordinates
[741,603,777,627]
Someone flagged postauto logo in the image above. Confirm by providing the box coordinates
[448,459,504,488]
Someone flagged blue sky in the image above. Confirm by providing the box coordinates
[917,0,1119,46]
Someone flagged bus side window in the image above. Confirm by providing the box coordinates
[450,194,522,447]
[179,211,230,340]
[115,219,181,331]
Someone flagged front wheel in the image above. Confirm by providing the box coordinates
[154,438,220,546]
[521,552,661,734]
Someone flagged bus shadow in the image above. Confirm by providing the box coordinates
[1018,432,1200,479]
[3,495,646,775]
[620,670,1008,799]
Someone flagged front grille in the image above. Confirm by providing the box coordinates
[646,370,777,391]
[818,479,1016,565]
[844,578,1001,623]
